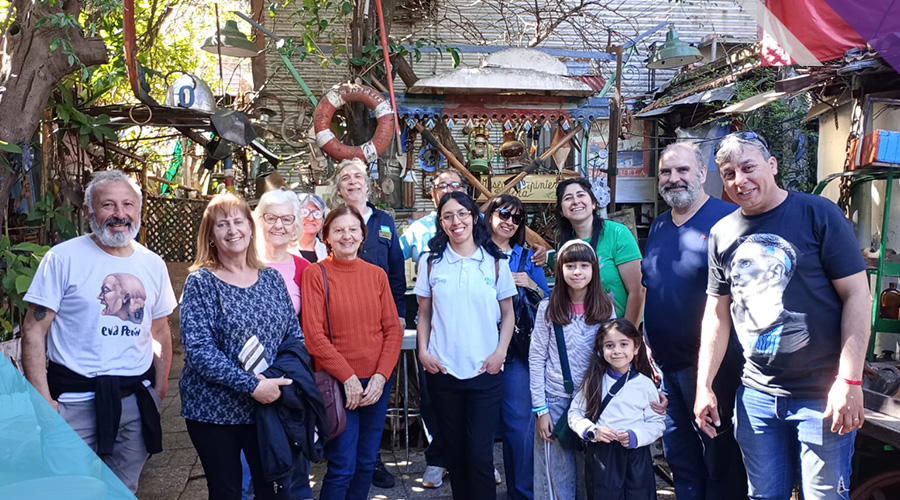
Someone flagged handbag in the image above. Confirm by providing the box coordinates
[509,248,543,363]
[550,323,585,451]
[313,264,347,440]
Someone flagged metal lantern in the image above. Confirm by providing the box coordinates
[646,28,703,69]
[467,122,494,173]
[201,20,259,58]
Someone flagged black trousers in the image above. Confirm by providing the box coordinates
[585,441,657,500]
[427,371,502,500]
[185,419,280,500]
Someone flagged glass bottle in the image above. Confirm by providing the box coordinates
[881,282,900,319]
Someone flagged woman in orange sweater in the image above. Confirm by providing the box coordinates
[300,204,403,500]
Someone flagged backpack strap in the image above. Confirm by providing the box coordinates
[552,323,575,395]
[517,247,529,273]
[319,265,335,344]
[598,369,639,418]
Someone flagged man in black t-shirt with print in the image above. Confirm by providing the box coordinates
[694,132,871,500]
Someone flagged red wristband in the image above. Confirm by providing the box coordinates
[839,377,863,386]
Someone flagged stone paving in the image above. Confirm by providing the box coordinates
[136,348,677,500]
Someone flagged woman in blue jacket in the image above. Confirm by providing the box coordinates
[485,194,549,500]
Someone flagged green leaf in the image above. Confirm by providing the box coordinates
[68,54,75,66]
[54,215,77,239]
[0,141,22,154]
[11,242,49,254]
[59,85,73,106]
[349,57,367,66]
[93,114,110,125]
[449,48,461,67]
[93,128,104,142]
[415,48,422,62]
[70,109,89,124]
[340,1,352,15]
[57,106,70,122]
[25,211,44,223]
[15,274,33,294]
[99,127,118,142]
[78,132,89,148]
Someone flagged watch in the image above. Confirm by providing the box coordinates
[585,429,596,441]
[536,409,550,418]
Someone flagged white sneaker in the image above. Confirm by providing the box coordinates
[494,468,501,484]
[422,465,445,488]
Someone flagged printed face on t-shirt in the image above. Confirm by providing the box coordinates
[729,236,795,306]
[97,273,148,325]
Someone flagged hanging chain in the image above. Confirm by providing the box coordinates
[838,97,864,214]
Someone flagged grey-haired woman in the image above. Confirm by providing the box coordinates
[296,193,328,263]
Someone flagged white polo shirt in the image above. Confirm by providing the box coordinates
[415,246,516,379]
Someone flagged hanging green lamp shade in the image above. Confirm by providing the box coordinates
[646,28,703,69]
[202,20,259,58]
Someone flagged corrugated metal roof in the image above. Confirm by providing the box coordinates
[259,0,757,180]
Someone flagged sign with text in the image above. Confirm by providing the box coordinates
[479,174,559,203]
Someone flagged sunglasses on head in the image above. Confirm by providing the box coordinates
[495,208,524,225]
[715,131,769,153]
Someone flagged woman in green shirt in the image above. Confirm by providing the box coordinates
[554,178,644,324]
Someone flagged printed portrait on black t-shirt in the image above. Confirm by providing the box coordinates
[728,233,808,365]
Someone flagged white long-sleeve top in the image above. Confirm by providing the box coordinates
[568,371,665,448]
[529,300,602,408]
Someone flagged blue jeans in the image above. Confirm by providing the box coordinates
[533,394,585,500]
[319,376,393,500]
[660,355,746,500]
[735,385,855,500]
[501,358,535,500]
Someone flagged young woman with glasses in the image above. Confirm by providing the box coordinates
[414,191,517,500]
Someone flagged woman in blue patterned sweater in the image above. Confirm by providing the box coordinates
[179,193,302,500]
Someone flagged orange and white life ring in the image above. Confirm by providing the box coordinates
[313,83,394,162]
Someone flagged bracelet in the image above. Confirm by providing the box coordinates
[840,377,863,386]
[535,409,550,418]
[532,405,548,413]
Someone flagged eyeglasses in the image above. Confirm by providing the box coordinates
[440,209,472,223]
[300,208,324,220]
[435,181,465,193]
[715,131,769,153]
[263,214,296,225]
[495,208,524,225]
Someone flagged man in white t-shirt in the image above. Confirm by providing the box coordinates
[22,169,177,493]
